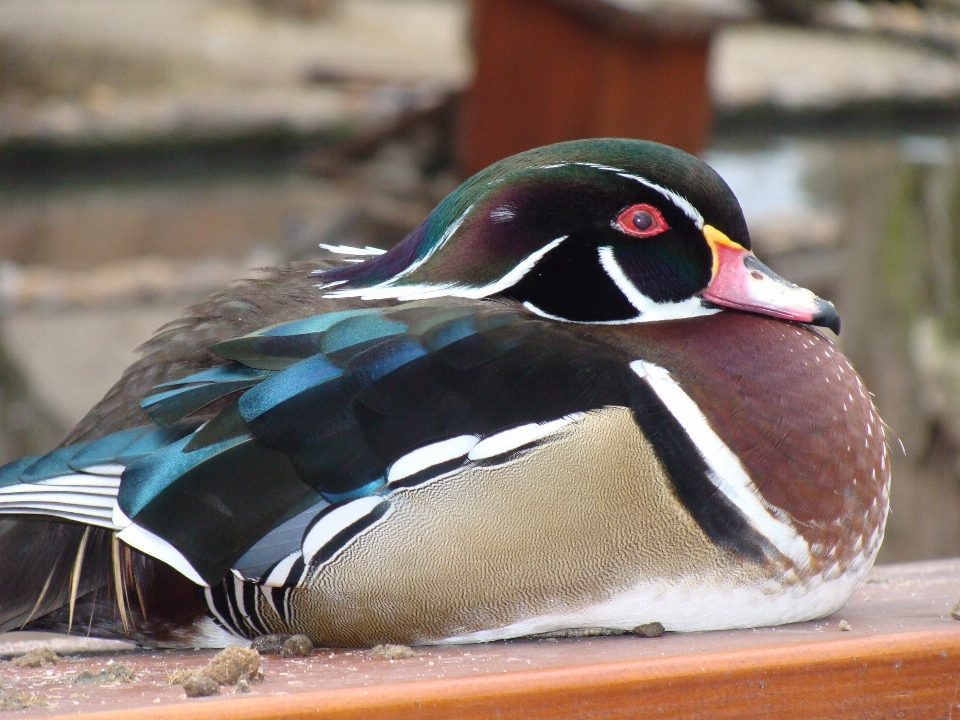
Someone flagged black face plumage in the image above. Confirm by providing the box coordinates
[482,166,715,322]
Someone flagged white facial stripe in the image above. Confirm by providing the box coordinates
[323,235,568,301]
[388,435,479,484]
[596,247,718,323]
[318,244,386,256]
[118,523,209,587]
[629,360,810,569]
[571,162,703,228]
[522,301,643,325]
[388,203,475,285]
[316,205,477,289]
[316,161,707,322]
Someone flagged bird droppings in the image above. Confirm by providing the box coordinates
[838,620,852,631]
[251,634,291,655]
[253,633,314,657]
[200,646,263,685]
[167,668,196,685]
[951,599,960,620]
[281,635,314,658]
[632,622,666,638]
[169,646,263,698]
[369,644,417,660]
[0,687,46,711]
[11,648,59,668]
[70,663,136,685]
[182,675,219,698]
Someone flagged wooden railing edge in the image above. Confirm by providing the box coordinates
[44,628,960,720]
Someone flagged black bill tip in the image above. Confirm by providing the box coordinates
[811,298,841,335]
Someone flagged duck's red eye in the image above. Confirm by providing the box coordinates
[616,204,668,238]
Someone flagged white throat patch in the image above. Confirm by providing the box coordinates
[597,246,717,324]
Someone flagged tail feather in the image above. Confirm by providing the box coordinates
[0,518,111,633]
[0,516,208,645]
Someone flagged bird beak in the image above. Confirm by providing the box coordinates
[701,225,841,334]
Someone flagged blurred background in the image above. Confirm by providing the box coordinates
[2,0,960,563]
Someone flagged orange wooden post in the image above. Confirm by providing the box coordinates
[458,0,745,176]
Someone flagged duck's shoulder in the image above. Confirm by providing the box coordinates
[64,261,381,444]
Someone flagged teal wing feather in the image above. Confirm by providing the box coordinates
[0,300,635,587]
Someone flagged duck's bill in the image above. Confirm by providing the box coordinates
[700,225,841,335]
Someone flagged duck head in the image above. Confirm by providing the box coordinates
[318,139,840,333]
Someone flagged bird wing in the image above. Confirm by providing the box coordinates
[0,300,639,589]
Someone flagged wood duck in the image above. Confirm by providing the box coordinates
[0,139,888,648]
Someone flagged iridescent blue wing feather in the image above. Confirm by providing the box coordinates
[0,300,636,589]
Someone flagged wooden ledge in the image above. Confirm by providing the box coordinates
[5,558,960,719]
[67,629,960,720]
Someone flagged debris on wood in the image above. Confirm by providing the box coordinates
[70,662,136,685]
[369,644,417,660]
[167,668,195,685]
[0,688,46,711]
[11,648,59,668]
[632,622,666,638]
[838,620,852,631]
[182,675,219,698]
[251,634,290,655]
[530,627,628,639]
[281,635,314,658]
[200,646,262,685]
[172,646,263,698]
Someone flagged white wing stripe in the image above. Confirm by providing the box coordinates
[0,475,120,490]
[77,464,125,477]
[387,435,479,484]
[468,416,581,462]
[262,552,302,588]
[118,524,209,587]
[0,491,116,507]
[3,508,117,528]
[302,497,383,563]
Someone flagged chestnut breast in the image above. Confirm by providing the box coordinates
[587,311,890,574]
